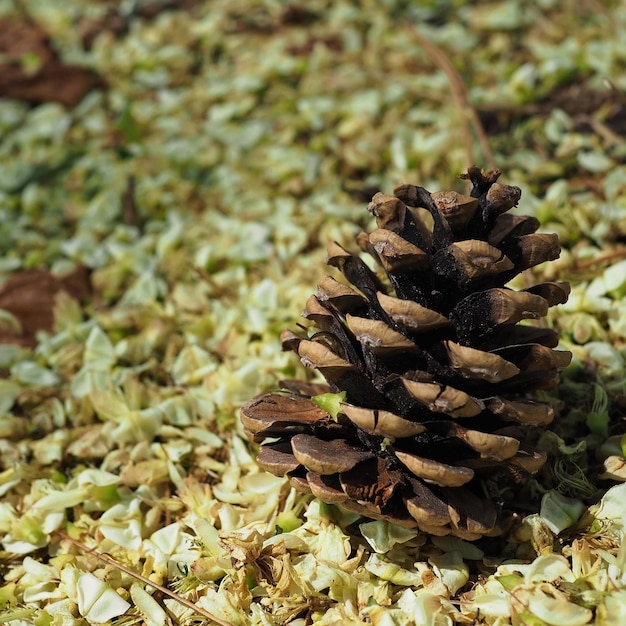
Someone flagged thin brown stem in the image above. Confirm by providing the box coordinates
[54,530,234,626]
[574,248,626,270]
[582,115,624,147]
[410,28,497,171]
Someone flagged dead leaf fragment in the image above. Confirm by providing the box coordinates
[0,16,103,106]
[0,266,92,346]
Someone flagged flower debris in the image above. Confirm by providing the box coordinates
[1,1,626,624]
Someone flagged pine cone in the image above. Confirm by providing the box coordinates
[241,167,571,539]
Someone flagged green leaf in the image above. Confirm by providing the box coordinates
[518,612,549,626]
[311,391,347,420]
[276,510,303,533]
[540,491,586,535]
[496,574,524,591]
[586,384,609,437]
[115,102,142,144]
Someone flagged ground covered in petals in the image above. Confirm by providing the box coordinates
[2,1,626,624]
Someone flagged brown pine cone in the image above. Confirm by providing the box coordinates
[241,167,571,540]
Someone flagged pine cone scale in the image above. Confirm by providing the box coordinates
[291,434,374,474]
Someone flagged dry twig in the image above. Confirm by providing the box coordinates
[54,530,234,626]
[410,28,497,171]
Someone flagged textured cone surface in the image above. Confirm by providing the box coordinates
[241,167,571,539]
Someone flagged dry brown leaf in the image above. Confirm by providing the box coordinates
[0,16,103,107]
[0,266,92,346]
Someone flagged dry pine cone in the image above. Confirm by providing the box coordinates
[241,167,571,540]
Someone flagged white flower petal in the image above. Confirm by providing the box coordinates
[130,584,166,626]
[76,572,130,623]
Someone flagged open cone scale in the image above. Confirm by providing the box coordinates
[241,167,571,540]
